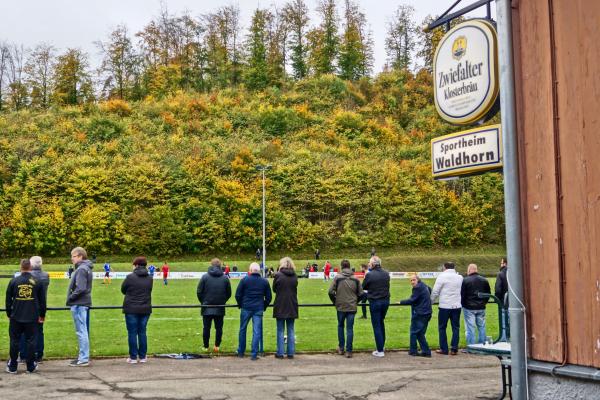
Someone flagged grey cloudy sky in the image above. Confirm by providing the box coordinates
[0,0,493,73]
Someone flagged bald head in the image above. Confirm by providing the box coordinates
[467,264,478,275]
[249,262,261,274]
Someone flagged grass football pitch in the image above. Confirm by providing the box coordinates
[0,277,499,359]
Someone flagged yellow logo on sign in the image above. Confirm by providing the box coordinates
[452,36,467,60]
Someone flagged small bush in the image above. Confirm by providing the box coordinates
[100,99,132,117]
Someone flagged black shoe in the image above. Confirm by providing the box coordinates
[5,361,17,374]
[250,356,259,361]
[418,352,432,358]
[287,355,294,359]
[274,354,284,359]
[408,352,418,356]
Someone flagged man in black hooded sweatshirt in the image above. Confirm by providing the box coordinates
[197,258,232,353]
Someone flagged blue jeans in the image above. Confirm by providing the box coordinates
[19,322,44,360]
[463,308,486,345]
[125,314,150,359]
[337,311,356,352]
[237,309,263,358]
[438,308,461,353]
[71,305,90,362]
[409,313,431,355]
[369,299,389,352]
[276,318,295,356]
[500,308,509,342]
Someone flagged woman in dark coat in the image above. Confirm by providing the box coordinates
[121,256,153,364]
[272,257,299,359]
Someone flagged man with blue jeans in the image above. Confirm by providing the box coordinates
[66,247,93,367]
[329,260,364,358]
[235,263,271,360]
[362,256,390,357]
[400,275,432,357]
[461,264,491,345]
[431,262,463,355]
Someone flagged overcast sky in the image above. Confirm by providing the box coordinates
[0,0,494,73]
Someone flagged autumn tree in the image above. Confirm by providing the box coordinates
[96,25,140,100]
[244,9,270,90]
[338,0,373,80]
[24,43,55,109]
[418,16,464,72]
[52,48,94,105]
[385,5,417,71]
[265,7,288,86]
[282,0,309,80]
[6,44,28,110]
[308,0,339,75]
[0,42,9,111]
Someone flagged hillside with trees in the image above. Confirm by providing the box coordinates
[0,1,504,256]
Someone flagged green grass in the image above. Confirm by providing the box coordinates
[0,277,501,359]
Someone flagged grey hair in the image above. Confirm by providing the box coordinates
[30,256,43,269]
[279,257,296,271]
[249,262,261,273]
[71,247,88,259]
[369,255,381,268]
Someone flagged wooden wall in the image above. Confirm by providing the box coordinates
[512,0,600,367]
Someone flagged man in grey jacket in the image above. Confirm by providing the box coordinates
[19,256,49,362]
[328,260,364,358]
[66,247,93,367]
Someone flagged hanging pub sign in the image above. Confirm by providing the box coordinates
[433,19,499,125]
[431,124,502,179]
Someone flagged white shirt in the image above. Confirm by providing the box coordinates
[430,268,463,309]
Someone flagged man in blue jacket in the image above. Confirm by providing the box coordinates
[400,274,432,357]
[235,263,272,360]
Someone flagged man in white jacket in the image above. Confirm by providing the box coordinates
[430,262,463,355]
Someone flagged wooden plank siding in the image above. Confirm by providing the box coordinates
[512,0,600,367]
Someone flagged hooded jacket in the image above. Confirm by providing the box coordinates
[197,265,232,316]
[272,268,298,319]
[328,268,364,312]
[66,259,93,307]
[235,272,272,312]
[121,266,153,314]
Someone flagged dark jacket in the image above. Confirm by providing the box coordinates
[66,260,93,307]
[400,281,432,316]
[328,268,364,312]
[362,267,390,301]
[5,272,47,322]
[197,266,232,316]
[121,267,153,314]
[461,273,491,310]
[495,266,508,309]
[31,266,50,298]
[235,272,272,312]
[272,268,298,319]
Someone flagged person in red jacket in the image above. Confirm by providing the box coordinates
[224,264,230,277]
[161,263,170,285]
[324,261,332,281]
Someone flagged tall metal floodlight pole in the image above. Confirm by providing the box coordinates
[255,165,271,277]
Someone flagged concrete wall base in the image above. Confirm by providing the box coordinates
[529,371,600,400]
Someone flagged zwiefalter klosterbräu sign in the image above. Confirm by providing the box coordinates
[431,124,502,179]
[433,19,499,125]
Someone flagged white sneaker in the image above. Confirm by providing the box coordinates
[126,358,138,364]
[139,358,148,363]
[372,351,385,357]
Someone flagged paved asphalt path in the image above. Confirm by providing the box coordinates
[0,351,501,399]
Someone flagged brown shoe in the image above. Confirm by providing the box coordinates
[450,350,458,356]
[435,350,448,355]
[345,352,353,358]
[337,347,345,355]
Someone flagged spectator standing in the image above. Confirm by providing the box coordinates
[235,263,272,360]
[324,261,332,281]
[19,256,49,363]
[256,248,262,260]
[495,257,509,341]
[272,257,298,359]
[161,262,170,285]
[362,256,390,357]
[431,262,464,355]
[197,258,232,354]
[121,256,153,364]
[328,260,363,358]
[400,275,432,357]
[461,264,491,345]
[103,262,111,284]
[315,249,320,260]
[68,265,74,279]
[5,259,47,373]
[66,247,93,367]
[370,247,376,257]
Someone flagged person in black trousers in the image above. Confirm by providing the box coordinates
[197,258,232,353]
[5,259,47,373]
[359,264,369,319]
